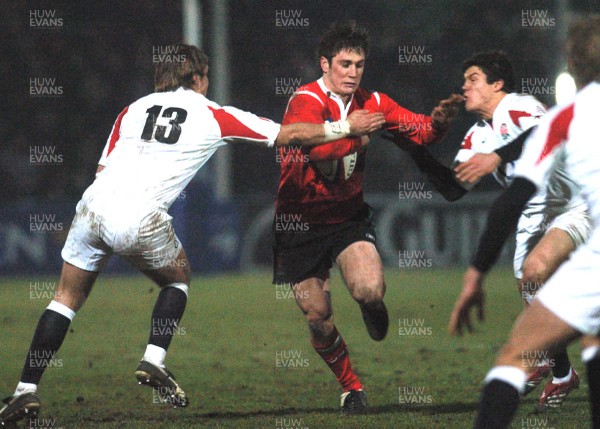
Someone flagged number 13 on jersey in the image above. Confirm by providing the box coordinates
[141,105,188,144]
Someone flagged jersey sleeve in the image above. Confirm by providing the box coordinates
[208,105,281,147]
[514,103,574,188]
[283,92,362,161]
[98,106,129,166]
[378,92,442,145]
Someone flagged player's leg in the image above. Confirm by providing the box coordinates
[291,275,366,414]
[521,228,579,407]
[581,335,600,428]
[131,213,191,407]
[1,200,106,425]
[272,218,366,413]
[0,263,98,425]
[475,300,581,428]
[140,247,190,367]
[477,241,599,428]
[336,241,388,341]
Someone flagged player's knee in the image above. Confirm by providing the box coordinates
[307,312,333,337]
[350,281,384,305]
[521,255,550,288]
[306,307,332,323]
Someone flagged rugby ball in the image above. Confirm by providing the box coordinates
[315,152,357,181]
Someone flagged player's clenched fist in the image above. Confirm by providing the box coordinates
[347,109,386,135]
[431,93,465,129]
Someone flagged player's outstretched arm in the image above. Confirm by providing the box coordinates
[276,110,385,147]
[382,132,467,201]
[449,177,538,336]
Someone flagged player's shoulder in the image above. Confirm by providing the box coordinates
[287,81,326,107]
[354,87,384,106]
[502,93,546,114]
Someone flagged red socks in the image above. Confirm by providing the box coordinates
[312,327,363,392]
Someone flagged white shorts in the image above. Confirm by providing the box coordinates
[514,205,591,279]
[536,231,600,336]
[61,200,182,272]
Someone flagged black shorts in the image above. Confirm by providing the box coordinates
[272,204,377,285]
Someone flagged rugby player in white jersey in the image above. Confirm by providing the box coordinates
[453,51,589,408]
[0,44,386,425]
[387,50,590,408]
[448,16,600,428]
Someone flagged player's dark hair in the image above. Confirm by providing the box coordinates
[462,51,515,93]
[567,15,600,88]
[154,44,209,92]
[317,20,369,63]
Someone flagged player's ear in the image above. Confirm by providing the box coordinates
[492,79,505,93]
[320,56,330,74]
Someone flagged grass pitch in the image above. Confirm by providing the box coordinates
[0,269,590,428]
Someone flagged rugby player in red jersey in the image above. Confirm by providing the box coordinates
[272,20,462,414]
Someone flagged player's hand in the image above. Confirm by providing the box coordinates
[347,110,386,135]
[454,152,502,184]
[431,94,465,128]
[448,266,486,336]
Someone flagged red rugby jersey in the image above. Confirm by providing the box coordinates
[275,78,443,224]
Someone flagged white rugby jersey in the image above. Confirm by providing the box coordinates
[86,87,280,212]
[516,82,600,228]
[455,92,583,218]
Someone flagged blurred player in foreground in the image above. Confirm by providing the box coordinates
[0,43,386,425]
[388,50,589,408]
[448,16,600,428]
[273,20,462,414]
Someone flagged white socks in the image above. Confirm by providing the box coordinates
[143,344,167,368]
[14,382,37,396]
[484,366,527,395]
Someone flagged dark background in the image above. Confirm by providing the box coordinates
[1,0,596,203]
